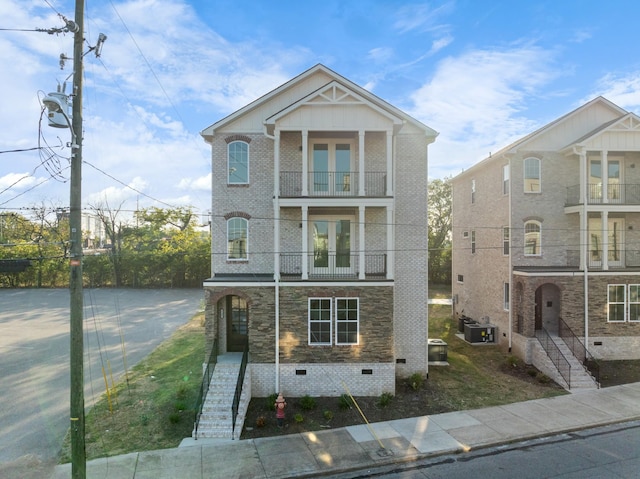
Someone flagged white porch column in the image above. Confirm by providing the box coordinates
[302,205,308,280]
[301,130,309,196]
[387,206,394,279]
[273,129,281,279]
[601,210,609,271]
[602,150,609,203]
[359,205,365,279]
[358,130,365,196]
[386,130,393,196]
[579,149,587,270]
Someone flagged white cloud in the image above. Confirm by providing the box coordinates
[410,45,559,174]
[393,1,455,34]
[587,72,640,112]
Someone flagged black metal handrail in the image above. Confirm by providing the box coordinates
[566,183,640,206]
[535,328,571,389]
[279,253,387,279]
[231,341,249,439]
[279,171,387,197]
[193,338,218,440]
[558,318,600,387]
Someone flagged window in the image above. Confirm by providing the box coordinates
[629,285,640,322]
[335,298,359,345]
[504,282,510,311]
[471,230,476,254]
[457,274,464,283]
[309,298,332,345]
[608,284,626,322]
[471,179,476,203]
[524,157,540,193]
[228,141,249,184]
[227,217,248,260]
[308,297,359,345]
[502,164,510,195]
[524,221,541,256]
[503,227,510,255]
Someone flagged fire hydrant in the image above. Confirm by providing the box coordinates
[275,393,287,428]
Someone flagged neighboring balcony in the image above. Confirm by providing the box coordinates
[280,171,387,197]
[566,184,640,206]
[280,253,387,280]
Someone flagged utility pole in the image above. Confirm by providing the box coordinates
[69,0,85,476]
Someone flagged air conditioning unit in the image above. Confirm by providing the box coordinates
[464,324,496,343]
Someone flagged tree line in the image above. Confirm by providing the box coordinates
[1,178,451,289]
[0,205,210,288]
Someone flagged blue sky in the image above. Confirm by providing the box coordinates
[2,0,640,219]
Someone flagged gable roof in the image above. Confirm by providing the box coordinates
[201,64,438,141]
[455,96,629,178]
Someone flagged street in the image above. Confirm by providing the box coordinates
[0,288,203,465]
[323,420,640,479]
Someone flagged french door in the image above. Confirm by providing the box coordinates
[311,141,353,195]
[310,217,353,276]
[589,217,624,267]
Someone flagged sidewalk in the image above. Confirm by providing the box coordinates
[49,382,640,479]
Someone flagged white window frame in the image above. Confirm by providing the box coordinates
[503,226,510,256]
[607,284,626,323]
[629,284,640,322]
[308,298,332,345]
[502,164,510,195]
[504,282,510,311]
[335,297,359,345]
[227,217,248,260]
[228,141,249,184]
[524,157,541,193]
[524,221,541,256]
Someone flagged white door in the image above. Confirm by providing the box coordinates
[311,141,353,195]
[310,218,353,276]
[589,217,624,267]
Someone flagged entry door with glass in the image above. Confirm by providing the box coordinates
[311,141,353,196]
[310,217,353,276]
[589,157,622,203]
[589,217,624,267]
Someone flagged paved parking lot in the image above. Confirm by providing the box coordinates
[0,288,203,465]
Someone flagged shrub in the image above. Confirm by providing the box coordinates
[527,368,538,377]
[323,410,334,420]
[168,412,181,424]
[176,384,189,400]
[409,372,424,391]
[174,401,187,412]
[536,372,551,384]
[256,416,266,427]
[294,413,304,423]
[505,355,519,368]
[339,394,353,410]
[266,393,278,411]
[378,392,394,408]
[299,395,317,410]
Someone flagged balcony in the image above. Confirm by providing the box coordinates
[280,171,387,197]
[279,253,387,280]
[566,184,640,206]
[565,249,640,269]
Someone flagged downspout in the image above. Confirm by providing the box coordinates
[507,154,513,353]
[265,124,280,394]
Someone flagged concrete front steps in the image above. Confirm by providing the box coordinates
[193,355,251,440]
[532,333,599,392]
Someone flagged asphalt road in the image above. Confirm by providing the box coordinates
[0,288,203,465]
[323,420,640,479]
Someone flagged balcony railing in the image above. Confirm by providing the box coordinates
[566,183,640,206]
[280,171,387,197]
[280,253,387,279]
[565,249,640,269]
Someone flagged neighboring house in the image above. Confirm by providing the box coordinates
[452,97,640,387]
[200,64,437,398]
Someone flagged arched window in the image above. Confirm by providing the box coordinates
[524,220,541,256]
[227,217,248,260]
[228,141,249,184]
[524,157,541,193]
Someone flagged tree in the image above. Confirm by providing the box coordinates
[428,176,452,285]
[89,200,127,287]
